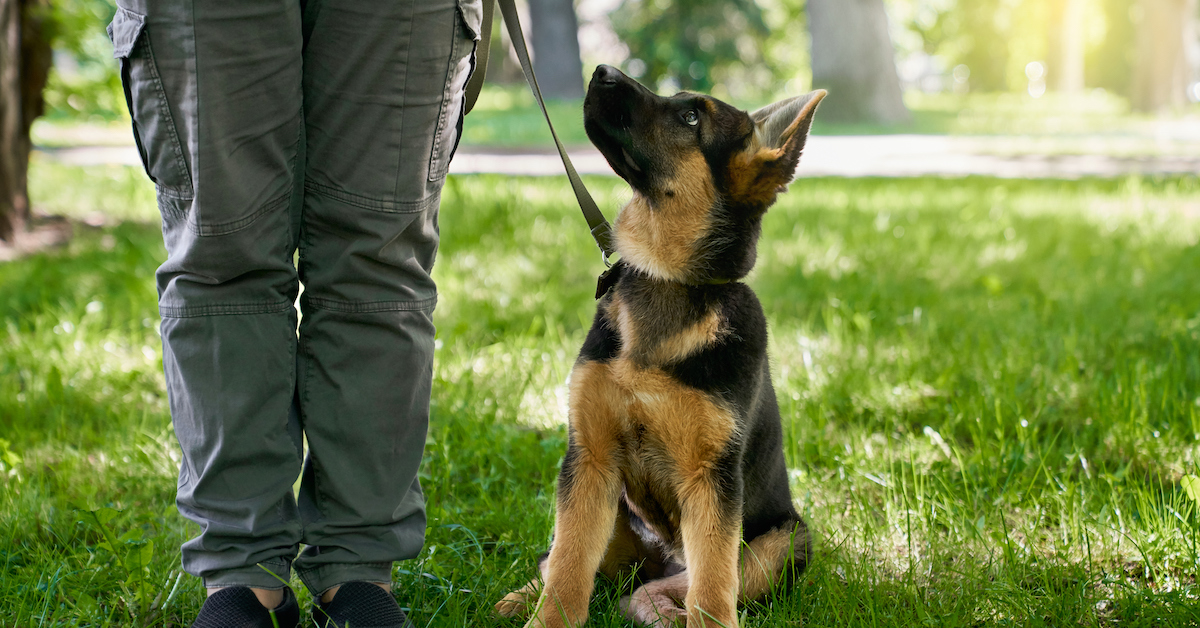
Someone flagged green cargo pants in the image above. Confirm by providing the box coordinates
[108,0,481,595]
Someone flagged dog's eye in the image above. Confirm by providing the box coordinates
[683,110,699,126]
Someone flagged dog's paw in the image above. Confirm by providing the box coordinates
[495,590,535,618]
[620,592,687,627]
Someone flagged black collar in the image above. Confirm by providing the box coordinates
[596,261,734,299]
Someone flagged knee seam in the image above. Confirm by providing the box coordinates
[302,295,437,314]
[160,299,295,318]
[160,192,291,238]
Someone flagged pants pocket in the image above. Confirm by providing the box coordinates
[108,7,193,200]
[427,1,482,183]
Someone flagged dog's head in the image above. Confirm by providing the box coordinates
[584,64,825,284]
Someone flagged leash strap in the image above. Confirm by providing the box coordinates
[462,0,617,263]
[463,0,493,114]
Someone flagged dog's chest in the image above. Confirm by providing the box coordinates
[602,357,735,554]
[568,348,738,558]
[596,291,737,458]
[593,355,733,442]
[606,288,726,368]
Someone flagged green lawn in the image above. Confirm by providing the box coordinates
[3,164,1200,626]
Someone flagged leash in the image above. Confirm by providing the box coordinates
[463,0,617,268]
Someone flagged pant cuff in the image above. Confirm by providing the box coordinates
[201,557,293,590]
[297,562,393,597]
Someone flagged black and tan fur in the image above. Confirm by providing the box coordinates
[495,65,826,628]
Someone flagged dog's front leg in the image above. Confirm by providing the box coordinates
[526,362,625,628]
[525,440,622,628]
[679,477,740,628]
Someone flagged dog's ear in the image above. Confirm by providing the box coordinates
[729,90,825,206]
[749,89,826,168]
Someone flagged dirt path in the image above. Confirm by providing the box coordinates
[36,134,1200,178]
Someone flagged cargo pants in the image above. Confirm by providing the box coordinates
[108,0,481,595]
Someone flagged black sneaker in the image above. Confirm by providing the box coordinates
[313,581,413,628]
[192,586,300,628]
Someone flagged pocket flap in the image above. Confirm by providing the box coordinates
[457,0,483,42]
[107,7,146,59]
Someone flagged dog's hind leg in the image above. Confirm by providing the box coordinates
[499,501,658,620]
[737,520,811,603]
[599,500,666,581]
[621,520,810,627]
[621,570,689,627]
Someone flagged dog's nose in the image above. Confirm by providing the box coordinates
[593,65,620,85]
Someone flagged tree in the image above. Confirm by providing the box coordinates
[957,0,1010,91]
[1132,0,1197,112]
[0,0,52,242]
[808,0,909,124]
[611,0,769,93]
[528,0,584,99]
[1047,0,1086,92]
[1086,0,1137,96]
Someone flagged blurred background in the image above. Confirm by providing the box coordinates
[19,0,1200,119]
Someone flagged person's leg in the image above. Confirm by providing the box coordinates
[292,0,481,599]
[109,0,306,601]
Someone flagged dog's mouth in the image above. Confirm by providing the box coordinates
[584,65,655,187]
[585,111,646,184]
[621,147,642,174]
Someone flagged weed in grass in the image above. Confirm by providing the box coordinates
[75,507,183,625]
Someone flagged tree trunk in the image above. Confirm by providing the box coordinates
[1048,0,1086,92]
[0,0,51,243]
[528,0,584,99]
[0,0,24,242]
[808,0,909,124]
[1132,0,1196,112]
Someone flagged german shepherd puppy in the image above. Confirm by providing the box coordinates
[495,65,826,628]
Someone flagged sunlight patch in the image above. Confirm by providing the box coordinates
[518,381,570,428]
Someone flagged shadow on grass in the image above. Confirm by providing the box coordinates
[751,177,1200,471]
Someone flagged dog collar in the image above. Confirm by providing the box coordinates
[595,262,734,298]
[595,262,624,299]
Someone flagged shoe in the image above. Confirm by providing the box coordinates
[313,581,413,628]
[192,586,300,628]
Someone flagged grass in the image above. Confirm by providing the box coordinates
[3,162,1200,626]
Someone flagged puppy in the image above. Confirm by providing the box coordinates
[496,64,826,628]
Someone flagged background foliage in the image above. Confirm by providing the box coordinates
[42,0,122,122]
[38,0,1176,120]
[890,0,1137,94]
[609,0,771,94]
[607,0,1154,103]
